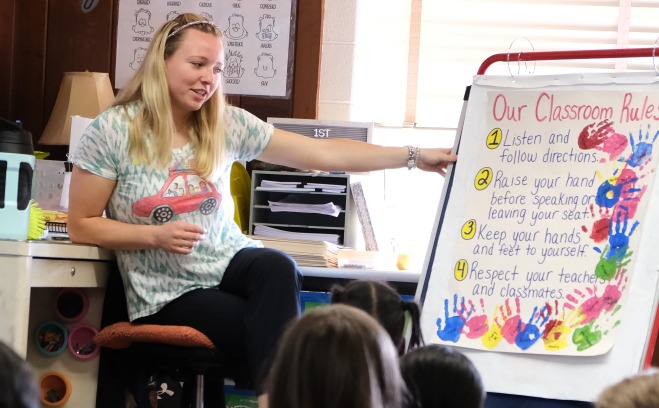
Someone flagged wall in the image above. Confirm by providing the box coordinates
[318,0,411,123]
[0,0,324,160]
[317,0,455,267]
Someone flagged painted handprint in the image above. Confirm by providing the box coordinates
[577,119,628,159]
[578,119,618,150]
[460,298,489,339]
[542,301,583,351]
[482,305,504,350]
[574,286,615,325]
[605,211,638,261]
[612,168,645,220]
[515,304,549,350]
[499,298,524,345]
[627,125,658,168]
[571,270,627,351]
[481,298,523,351]
[594,173,624,210]
[562,271,626,329]
[435,294,466,343]
[594,244,632,280]
[572,321,602,351]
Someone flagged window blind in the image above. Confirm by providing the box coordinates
[414,0,659,128]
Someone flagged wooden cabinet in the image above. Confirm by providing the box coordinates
[249,170,357,246]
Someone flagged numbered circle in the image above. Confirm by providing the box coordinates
[474,167,493,191]
[454,259,469,281]
[486,128,502,149]
[461,219,477,240]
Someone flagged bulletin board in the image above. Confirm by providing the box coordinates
[417,69,659,401]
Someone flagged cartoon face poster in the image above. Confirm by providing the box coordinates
[421,82,659,357]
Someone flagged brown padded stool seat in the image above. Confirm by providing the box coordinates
[95,322,250,408]
[94,322,216,349]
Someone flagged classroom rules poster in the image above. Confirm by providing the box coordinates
[423,79,659,357]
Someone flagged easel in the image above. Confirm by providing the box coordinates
[417,47,659,405]
[477,46,659,371]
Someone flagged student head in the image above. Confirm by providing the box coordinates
[115,12,226,179]
[0,341,39,408]
[594,369,659,408]
[331,279,424,355]
[400,344,484,408]
[266,304,403,408]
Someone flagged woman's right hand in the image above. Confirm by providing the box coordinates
[157,221,206,254]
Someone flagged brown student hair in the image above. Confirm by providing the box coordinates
[266,304,403,408]
[595,369,659,408]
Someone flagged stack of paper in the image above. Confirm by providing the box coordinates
[248,235,340,267]
[253,225,341,244]
[303,183,346,193]
[256,180,346,194]
[260,180,301,188]
[256,179,306,193]
[267,201,341,217]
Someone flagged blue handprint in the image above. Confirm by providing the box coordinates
[628,126,658,168]
[606,211,638,260]
[594,176,623,209]
[515,305,549,350]
[436,294,466,343]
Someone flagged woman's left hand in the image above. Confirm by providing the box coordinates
[417,147,457,176]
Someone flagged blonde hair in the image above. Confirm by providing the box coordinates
[114,13,226,179]
[595,370,659,408]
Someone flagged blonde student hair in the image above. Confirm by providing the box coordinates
[114,13,226,179]
[595,369,659,408]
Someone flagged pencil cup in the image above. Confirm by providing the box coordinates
[68,323,99,360]
[55,288,88,323]
[39,371,72,406]
[35,321,68,357]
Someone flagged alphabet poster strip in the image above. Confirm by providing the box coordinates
[115,0,293,97]
[421,73,659,362]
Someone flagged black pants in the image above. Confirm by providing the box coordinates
[96,247,302,407]
[136,247,302,393]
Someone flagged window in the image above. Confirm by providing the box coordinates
[415,0,659,128]
[324,1,659,269]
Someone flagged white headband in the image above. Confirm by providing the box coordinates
[167,21,218,39]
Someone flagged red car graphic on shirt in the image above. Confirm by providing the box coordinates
[132,171,222,223]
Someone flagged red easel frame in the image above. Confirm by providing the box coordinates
[477,47,658,75]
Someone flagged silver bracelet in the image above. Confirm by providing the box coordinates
[407,145,420,170]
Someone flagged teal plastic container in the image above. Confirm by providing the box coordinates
[0,117,35,240]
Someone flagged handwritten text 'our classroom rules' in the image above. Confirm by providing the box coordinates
[434,89,658,356]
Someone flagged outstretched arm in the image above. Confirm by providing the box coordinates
[257,129,457,175]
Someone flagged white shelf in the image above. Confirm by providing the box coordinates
[249,171,356,246]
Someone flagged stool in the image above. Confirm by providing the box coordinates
[94,322,249,408]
